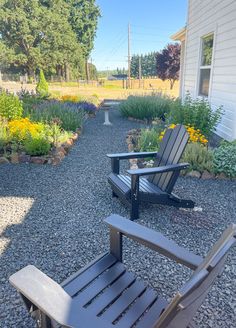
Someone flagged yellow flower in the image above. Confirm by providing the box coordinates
[61,95,79,103]
[159,123,208,145]
[8,118,44,141]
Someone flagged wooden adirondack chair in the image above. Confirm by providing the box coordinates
[10,214,236,328]
[107,124,194,220]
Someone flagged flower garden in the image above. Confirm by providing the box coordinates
[0,89,98,165]
[121,94,236,179]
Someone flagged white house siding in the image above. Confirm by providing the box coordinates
[183,0,236,141]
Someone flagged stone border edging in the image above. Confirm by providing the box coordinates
[0,128,82,166]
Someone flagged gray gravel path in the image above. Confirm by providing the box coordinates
[0,109,235,328]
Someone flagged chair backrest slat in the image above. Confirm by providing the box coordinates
[148,125,189,192]
[155,224,236,328]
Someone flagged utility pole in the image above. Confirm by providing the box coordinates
[139,55,142,89]
[127,23,131,89]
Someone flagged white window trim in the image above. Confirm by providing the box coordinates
[198,33,214,98]
[195,27,217,100]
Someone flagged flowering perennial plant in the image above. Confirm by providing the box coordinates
[159,124,208,145]
[8,118,44,141]
[61,95,79,103]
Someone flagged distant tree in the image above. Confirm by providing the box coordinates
[131,52,157,78]
[0,0,100,80]
[0,0,84,79]
[88,63,98,80]
[130,54,139,78]
[156,43,181,89]
[66,0,101,80]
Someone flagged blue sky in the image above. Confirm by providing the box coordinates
[91,0,188,70]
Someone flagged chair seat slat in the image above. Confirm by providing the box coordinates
[117,175,164,195]
[63,254,117,296]
[135,296,168,328]
[101,280,146,323]
[88,271,136,315]
[73,262,126,306]
[115,289,157,328]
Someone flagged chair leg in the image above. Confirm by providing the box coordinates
[112,191,118,198]
[168,194,195,209]
[178,199,195,209]
[131,199,139,220]
[131,174,140,220]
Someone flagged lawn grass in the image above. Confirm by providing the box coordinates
[0,80,179,101]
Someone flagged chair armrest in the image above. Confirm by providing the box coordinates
[127,163,189,176]
[107,151,157,160]
[9,265,73,327]
[105,215,203,270]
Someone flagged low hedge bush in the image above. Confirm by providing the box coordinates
[120,94,172,121]
[24,100,85,131]
[120,93,224,137]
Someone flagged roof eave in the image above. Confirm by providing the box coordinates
[171,27,186,42]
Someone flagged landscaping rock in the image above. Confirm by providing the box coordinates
[51,146,66,157]
[71,133,78,142]
[62,140,73,152]
[186,170,201,178]
[30,156,47,164]
[51,156,62,165]
[127,143,133,152]
[201,170,215,179]
[10,153,19,164]
[57,146,66,154]
[217,172,227,179]
[18,154,31,163]
[0,157,9,164]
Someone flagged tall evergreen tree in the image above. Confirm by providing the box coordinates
[131,52,157,78]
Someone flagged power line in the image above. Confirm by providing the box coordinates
[92,29,126,59]
[98,35,127,69]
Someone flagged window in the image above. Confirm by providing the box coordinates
[199,34,214,97]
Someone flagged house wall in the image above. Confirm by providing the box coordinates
[183,0,236,140]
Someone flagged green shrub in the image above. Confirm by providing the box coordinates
[213,141,236,177]
[120,94,172,121]
[138,127,163,152]
[181,143,213,173]
[0,118,10,151]
[168,94,223,137]
[0,91,23,120]
[24,135,51,156]
[36,70,49,98]
[24,100,85,131]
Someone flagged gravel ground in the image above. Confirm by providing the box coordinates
[0,109,235,328]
